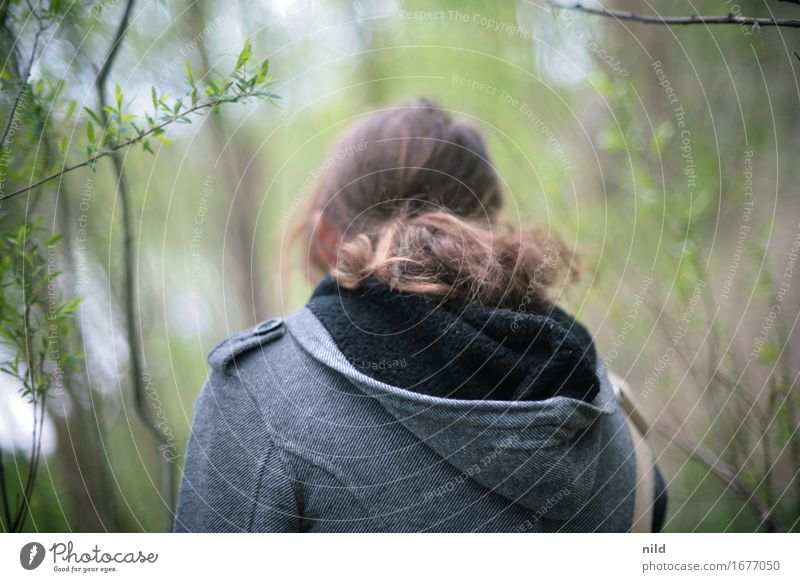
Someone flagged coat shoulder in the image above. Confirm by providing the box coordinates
[207,317,287,374]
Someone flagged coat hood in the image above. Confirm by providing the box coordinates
[352,360,616,518]
[308,276,600,402]
[292,282,619,517]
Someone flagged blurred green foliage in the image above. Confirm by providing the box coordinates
[0,0,798,532]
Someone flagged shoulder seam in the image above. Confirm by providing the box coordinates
[275,443,304,530]
[247,434,300,532]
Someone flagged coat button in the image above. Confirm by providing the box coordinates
[253,318,284,336]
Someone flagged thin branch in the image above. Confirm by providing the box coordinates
[548,1,800,28]
[0,453,11,530]
[0,94,250,203]
[95,0,136,92]
[7,239,41,531]
[0,2,10,27]
[13,396,46,531]
[95,0,179,528]
[0,18,45,149]
[656,423,783,532]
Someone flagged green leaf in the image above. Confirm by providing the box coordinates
[185,58,195,87]
[86,121,95,143]
[58,135,68,154]
[206,78,220,95]
[256,59,270,83]
[65,100,77,121]
[759,342,778,365]
[115,83,123,111]
[151,87,159,111]
[155,135,173,146]
[597,130,624,152]
[235,39,252,72]
[61,296,82,314]
[83,107,103,126]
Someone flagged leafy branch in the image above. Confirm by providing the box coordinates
[0,0,278,531]
[0,219,82,532]
[0,0,49,149]
[0,45,276,203]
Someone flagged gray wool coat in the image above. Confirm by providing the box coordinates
[174,307,642,532]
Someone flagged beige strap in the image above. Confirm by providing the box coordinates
[608,372,655,533]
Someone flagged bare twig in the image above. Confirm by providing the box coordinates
[7,281,48,531]
[12,312,38,531]
[657,423,783,532]
[0,2,10,27]
[13,397,46,531]
[548,1,800,28]
[0,453,11,530]
[95,0,136,90]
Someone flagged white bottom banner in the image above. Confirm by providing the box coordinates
[1,533,797,581]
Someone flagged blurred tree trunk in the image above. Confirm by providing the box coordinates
[348,1,387,105]
[187,0,269,324]
[53,140,122,532]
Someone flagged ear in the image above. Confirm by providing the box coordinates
[311,211,342,269]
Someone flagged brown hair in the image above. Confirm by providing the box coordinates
[293,98,575,310]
